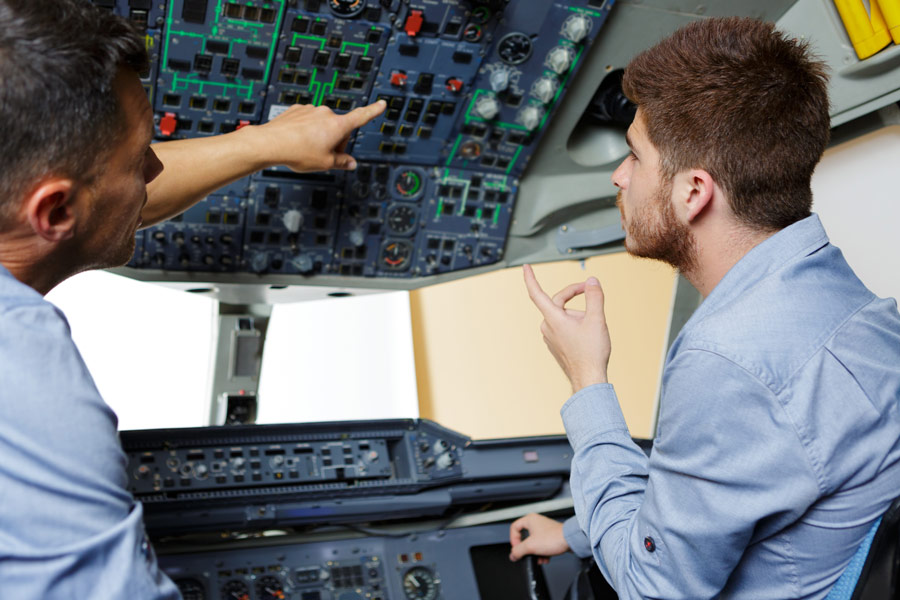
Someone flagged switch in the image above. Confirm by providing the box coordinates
[489,69,510,93]
[390,71,408,87]
[282,210,303,233]
[518,105,545,131]
[562,14,592,43]
[159,112,177,137]
[405,9,423,37]
[445,78,463,93]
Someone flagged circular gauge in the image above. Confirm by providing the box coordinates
[175,578,206,600]
[394,169,424,200]
[462,23,483,43]
[380,240,413,271]
[256,576,286,599]
[220,580,250,600]
[329,0,366,18]
[402,566,439,600]
[386,204,418,235]
[497,32,533,65]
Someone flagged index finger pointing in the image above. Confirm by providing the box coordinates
[523,264,556,315]
[341,99,387,130]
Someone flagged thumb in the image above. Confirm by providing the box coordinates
[584,277,605,317]
[333,153,358,171]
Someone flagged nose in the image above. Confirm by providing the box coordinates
[611,156,629,189]
[145,146,164,185]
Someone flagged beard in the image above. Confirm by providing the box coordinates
[617,181,698,274]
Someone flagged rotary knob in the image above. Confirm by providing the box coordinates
[282,209,303,233]
[562,14,592,43]
[291,253,314,274]
[518,105,545,131]
[531,77,558,104]
[435,451,454,470]
[546,46,574,74]
[472,94,501,120]
[489,69,510,93]
[349,228,366,247]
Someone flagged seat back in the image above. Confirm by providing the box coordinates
[852,496,900,600]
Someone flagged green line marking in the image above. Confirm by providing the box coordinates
[341,41,370,55]
[567,6,603,18]
[435,198,444,219]
[227,19,264,27]
[292,33,326,49]
[493,205,501,225]
[505,145,523,175]
[445,134,463,166]
[476,208,483,221]
[168,30,207,39]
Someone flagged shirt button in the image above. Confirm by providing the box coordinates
[644,536,656,552]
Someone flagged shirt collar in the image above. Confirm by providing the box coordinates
[681,213,830,333]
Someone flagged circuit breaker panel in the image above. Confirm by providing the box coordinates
[93,0,613,285]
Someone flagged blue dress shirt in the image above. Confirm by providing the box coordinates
[561,215,900,599]
[0,265,180,598]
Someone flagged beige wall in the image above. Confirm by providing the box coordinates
[409,252,677,440]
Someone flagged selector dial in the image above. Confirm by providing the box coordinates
[531,76,559,104]
[518,105,545,131]
[402,566,440,600]
[472,94,501,120]
[562,14,592,43]
[546,46,575,74]
[497,32,533,65]
[489,68,510,93]
[328,0,366,18]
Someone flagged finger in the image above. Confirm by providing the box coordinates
[509,516,529,545]
[551,282,586,309]
[509,537,534,561]
[342,99,387,129]
[523,264,556,315]
[583,277,607,322]
[538,557,550,566]
[332,153,357,170]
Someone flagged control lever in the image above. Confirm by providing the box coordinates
[520,529,552,600]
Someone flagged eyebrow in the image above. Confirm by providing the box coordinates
[625,129,635,151]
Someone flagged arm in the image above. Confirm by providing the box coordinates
[563,352,821,599]
[141,101,386,227]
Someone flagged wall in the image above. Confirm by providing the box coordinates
[410,254,677,440]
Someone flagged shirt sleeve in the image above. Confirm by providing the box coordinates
[0,303,180,599]
[562,515,593,558]
[562,350,821,600]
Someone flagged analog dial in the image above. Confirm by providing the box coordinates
[220,580,250,600]
[386,204,418,235]
[498,32,533,65]
[176,579,206,600]
[256,576,287,599]
[329,0,367,18]
[394,169,424,199]
[402,566,439,600]
[380,240,413,271]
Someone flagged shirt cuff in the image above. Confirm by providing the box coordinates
[562,515,593,558]
[561,383,630,450]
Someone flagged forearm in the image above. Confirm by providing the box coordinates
[142,126,267,227]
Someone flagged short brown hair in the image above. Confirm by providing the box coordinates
[622,17,830,231]
[0,0,148,229]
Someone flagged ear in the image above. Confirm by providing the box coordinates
[676,169,715,223]
[23,179,79,242]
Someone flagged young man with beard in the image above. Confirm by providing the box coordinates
[0,0,383,596]
[509,16,900,600]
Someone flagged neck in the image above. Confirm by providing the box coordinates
[683,219,774,299]
[0,234,80,295]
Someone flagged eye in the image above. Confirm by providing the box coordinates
[628,150,638,161]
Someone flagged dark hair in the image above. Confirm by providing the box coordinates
[0,0,148,229]
[622,17,831,231]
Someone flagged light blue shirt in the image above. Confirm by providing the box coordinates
[0,265,179,599]
[561,215,900,599]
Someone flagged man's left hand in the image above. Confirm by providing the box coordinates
[522,264,611,393]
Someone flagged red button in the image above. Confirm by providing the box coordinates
[644,536,656,552]
[159,112,177,137]
[446,78,463,93]
[405,10,423,37]
[237,120,250,130]
[390,71,408,87]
